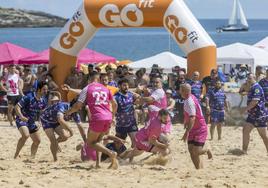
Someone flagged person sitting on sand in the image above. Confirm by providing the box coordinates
[180,83,212,169]
[124,109,170,162]
[40,95,73,161]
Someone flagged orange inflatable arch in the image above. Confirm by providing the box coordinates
[50,0,216,100]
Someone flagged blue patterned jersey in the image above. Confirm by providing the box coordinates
[188,80,203,100]
[17,93,48,124]
[40,102,70,124]
[259,78,268,102]
[108,80,118,87]
[247,83,267,116]
[207,88,226,111]
[114,91,136,127]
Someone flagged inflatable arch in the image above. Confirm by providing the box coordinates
[50,0,216,99]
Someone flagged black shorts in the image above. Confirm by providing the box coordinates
[115,125,138,140]
[7,95,21,106]
[188,140,205,147]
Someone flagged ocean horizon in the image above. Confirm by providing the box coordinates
[1,19,268,61]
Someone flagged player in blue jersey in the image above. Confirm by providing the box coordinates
[40,96,73,161]
[241,73,268,154]
[14,81,48,159]
[114,78,140,148]
[206,79,229,140]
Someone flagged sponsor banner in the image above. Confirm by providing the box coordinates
[51,4,98,56]
[164,0,215,54]
[84,0,173,27]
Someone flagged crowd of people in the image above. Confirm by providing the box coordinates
[0,62,267,169]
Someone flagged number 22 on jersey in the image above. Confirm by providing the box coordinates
[92,91,108,105]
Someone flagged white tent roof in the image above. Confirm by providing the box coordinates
[254,36,268,51]
[217,42,268,68]
[129,51,187,73]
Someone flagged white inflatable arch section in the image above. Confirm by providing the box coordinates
[50,0,216,99]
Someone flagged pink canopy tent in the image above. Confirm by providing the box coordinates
[0,42,37,65]
[19,48,116,65]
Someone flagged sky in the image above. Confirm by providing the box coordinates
[0,0,268,19]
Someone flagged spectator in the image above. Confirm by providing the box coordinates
[22,66,36,95]
[107,70,118,87]
[0,65,24,126]
[188,71,203,101]
[236,64,249,85]
[256,66,265,82]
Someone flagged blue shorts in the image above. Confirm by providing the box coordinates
[115,124,138,140]
[16,119,38,134]
[246,116,268,128]
[41,119,59,130]
[210,110,225,123]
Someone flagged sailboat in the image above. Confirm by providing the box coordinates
[217,0,249,32]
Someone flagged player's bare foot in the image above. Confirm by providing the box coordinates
[95,164,101,169]
[108,152,118,170]
[207,149,213,159]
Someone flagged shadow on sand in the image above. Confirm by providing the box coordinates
[227,148,245,156]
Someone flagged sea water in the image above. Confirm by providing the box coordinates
[0,19,268,61]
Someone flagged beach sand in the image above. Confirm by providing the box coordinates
[0,121,268,188]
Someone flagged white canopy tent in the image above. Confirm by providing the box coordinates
[217,42,268,72]
[254,36,268,51]
[129,51,187,73]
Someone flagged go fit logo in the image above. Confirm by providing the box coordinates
[99,3,144,27]
[60,21,85,49]
[165,15,188,44]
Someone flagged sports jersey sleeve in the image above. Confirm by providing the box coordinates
[78,86,88,103]
[57,103,67,117]
[251,85,262,101]
[151,89,165,101]
[184,97,196,116]
[17,95,30,108]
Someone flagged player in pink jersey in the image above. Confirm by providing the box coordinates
[66,71,118,169]
[180,83,212,169]
[124,109,170,162]
[139,76,172,134]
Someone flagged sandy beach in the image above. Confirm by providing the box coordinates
[0,121,268,188]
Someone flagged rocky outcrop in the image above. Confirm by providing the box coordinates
[0,7,67,28]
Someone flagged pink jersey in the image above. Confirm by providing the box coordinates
[184,94,207,143]
[148,88,171,134]
[6,73,20,96]
[136,117,163,143]
[86,82,113,121]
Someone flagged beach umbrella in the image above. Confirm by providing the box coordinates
[77,48,116,64]
[0,42,36,65]
[19,49,49,65]
[19,48,116,65]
